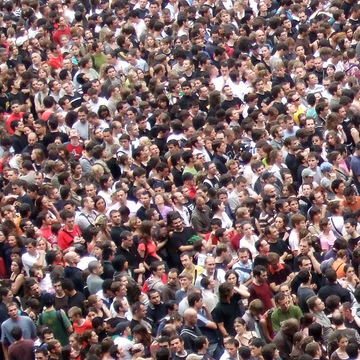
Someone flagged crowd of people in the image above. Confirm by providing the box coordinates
[4,0,360,360]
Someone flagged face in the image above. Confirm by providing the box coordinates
[277,297,290,312]
[225,343,238,358]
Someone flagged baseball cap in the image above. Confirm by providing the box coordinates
[250,43,259,50]
[320,162,333,172]
[301,168,316,178]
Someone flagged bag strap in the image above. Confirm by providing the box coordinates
[330,217,342,237]
[56,310,67,333]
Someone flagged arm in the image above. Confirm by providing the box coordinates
[217,322,228,337]
[34,250,45,267]
[2,342,8,360]
[11,273,24,296]
[308,251,322,274]
[234,285,250,298]
[269,282,281,293]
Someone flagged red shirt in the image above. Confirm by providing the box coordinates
[53,27,71,45]
[248,281,274,311]
[58,225,82,250]
[6,112,23,133]
[73,320,93,334]
[67,143,83,158]
[49,53,63,69]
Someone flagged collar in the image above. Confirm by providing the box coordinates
[269,263,285,274]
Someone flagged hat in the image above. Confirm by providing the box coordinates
[42,293,54,307]
[250,43,259,50]
[320,162,333,172]
[262,171,275,180]
[15,36,28,47]
[116,321,131,336]
[301,168,316,178]
[100,0,109,4]
[69,129,80,138]
[186,355,203,360]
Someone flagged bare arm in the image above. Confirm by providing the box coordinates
[217,322,228,337]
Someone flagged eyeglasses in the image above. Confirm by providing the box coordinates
[293,98,300,102]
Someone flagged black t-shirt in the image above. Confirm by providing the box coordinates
[116,244,142,273]
[211,293,245,336]
[43,131,69,148]
[167,227,197,268]
[221,97,243,111]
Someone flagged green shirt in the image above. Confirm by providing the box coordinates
[92,53,108,73]
[38,309,71,345]
[271,305,303,332]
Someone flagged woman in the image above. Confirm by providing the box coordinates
[132,324,152,357]
[225,270,250,298]
[129,217,142,241]
[37,237,51,252]
[330,334,349,360]
[58,145,72,169]
[332,249,348,279]
[326,64,336,81]
[10,258,24,297]
[80,330,99,359]
[239,221,258,256]
[70,161,86,197]
[98,174,114,207]
[85,295,111,319]
[327,151,351,184]
[274,214,291,243]
[5,232,25,272]
[339,265,359,296]
[319,218,336,253]
[280,182,297,198]
[234,317,258,346]
[90,164,105,188]
[212,199,233,230]
[97,105,112,123]
[138,220,162,272]
[154,194,172,223]
[31,149,46,171]
[94,196,108,215]
[103,32,118,54]
[69,333,82,354]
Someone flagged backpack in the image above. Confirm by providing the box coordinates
[38,310,67,333]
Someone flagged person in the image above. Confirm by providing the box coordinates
[271,292,303,332]
[248,266,275,312]
[1,302,37,359]
[7,326,34,360]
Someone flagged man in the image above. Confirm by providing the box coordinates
[180,252,204,284]
[52,277,68,312]
[21,238,46,276]
[195,256,226,291]
[220,337,240,360]
[212,140,228,175]
[136,191,161,221]
[61,278,85,313]
[271,292,302,332]
[1,302,37,359]
[267,252,294,293]
[167,212,196,269]
[191,195,212,237]
[306,296,333,342]
[318,268,352,304]
[8,327,34,360]
[57,210,83,251]
[129,301,152,333]
[116,231,145,282]
[232,248,253,286]
[87,261,104,295]
[172,192,191,227]
[38,293,73,346]
[342,186,360,212]
[11,120,27,154]
[273,319,300,360]
[63,252,85,293]
[170,335,191,360]
[259,196,277,232]
[340,302,360,333]
[76,197,97,232]
[162,269,180,302]
[143,261,166,293]
[180,308,202,352]
[248,265,275,312]
[11,179,33,210]
[146,289,167,331]
[67,306,93,334]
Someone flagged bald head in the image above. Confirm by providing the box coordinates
[64,251,79,265]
